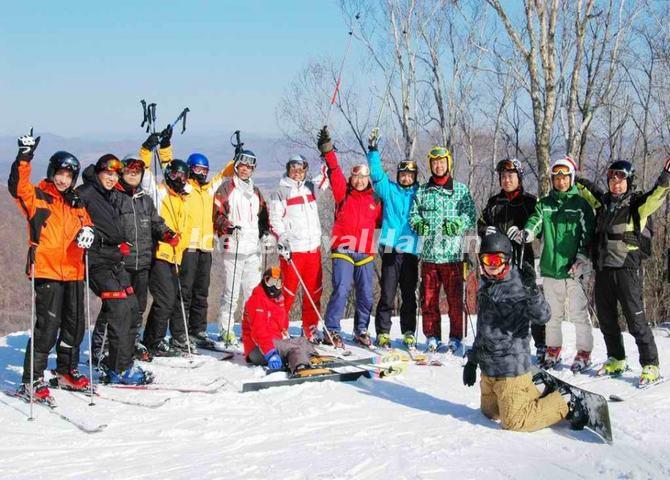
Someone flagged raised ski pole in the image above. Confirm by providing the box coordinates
[170,107,190,134]
[84,251,95,405]
[324,13,359,127]
[28,255,36,420]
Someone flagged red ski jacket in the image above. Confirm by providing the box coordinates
[242,285,289,356]
[323,150,382,255]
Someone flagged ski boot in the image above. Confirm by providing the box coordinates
[305,326,323,345]
[539,346,561,369]
[322,330,344,349]
[190,331,216,350]
[375,333,392,349]
[17,378,53,404]
[639,365,661,387]
[134,342,153,362]
[170,334,197,354]
[53,369,90,391]
[566,393,588,431]
[446,337,462,354]
[218,330,239,346]
[149,339,182,358]
[425,336,439,353]
[105,364,153,385]
[402,332,417,350]
[570,350,591,374]
[535,344,547,365]
[354,330,372,347]
[596,357,627,377]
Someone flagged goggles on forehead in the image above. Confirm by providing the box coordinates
[57,157,80,172]
[264,267,283,288]
[351,164,370,176]
[101,159,124,173]
[551,165,571,176]
[398,160,417,173]
[167,170,188,182]
[500,160,518,172]
[479,252,508,268]
[607,169,630,181]
[428,147,450,160]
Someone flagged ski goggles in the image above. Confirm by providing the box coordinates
[551,164,571,176]
[607,169,630,181]
[263,266,283,289]
[398,160,417,173]
[351,164,370,177]
[167,170,188,182]
[479,252,508,268]
[427,147,450,160]
[123,159,145,172]
[191,165,209,175]
[288,160,309,172]
[498,159,521,172]
[235,152,257,167]
[56,157,81,173]
[99,158,124,173]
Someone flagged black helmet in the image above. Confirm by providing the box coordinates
[479,231,513,258]
[607,160,635,189]
[286,154,308,176]
[164,159,189,193]
[47,151,81,185]
[397,160,418,185]
[261,266,283,299]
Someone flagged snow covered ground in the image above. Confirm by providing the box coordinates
[1,318,669,480]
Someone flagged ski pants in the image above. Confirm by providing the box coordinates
[280,249,323,337]
[543,277,593,352]
[420,262,465,340]
[170,249,212,336]
[22,279,85,383]
[247,337,316,374]
[127,267,149,344]
[89,264,138,373]
[375,249,418,335]
[324,249,375,335]
[217,251,262,336]
[595,267,658,366]
[143,259,184,348]
[480,372,568,432]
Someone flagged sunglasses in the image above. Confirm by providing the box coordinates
[479,252,508,268]
[351,164,370,176]
[398,161,417,172]
[551,165,571,176]
[428,147,449,160]
[607,170,629,181]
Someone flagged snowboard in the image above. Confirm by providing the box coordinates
[531,366,613,444]
[242,368,370,392]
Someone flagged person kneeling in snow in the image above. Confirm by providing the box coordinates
[463,233,585,432]
[243,267,316,373]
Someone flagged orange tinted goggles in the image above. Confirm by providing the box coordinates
[101,159,124,173]
[551,165,571,176]
[479,252,507,268]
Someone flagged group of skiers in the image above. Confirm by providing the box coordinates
[8,122,669,434]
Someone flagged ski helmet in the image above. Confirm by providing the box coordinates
[261,266,283,299]
[95,154,123,174]
[607,160,635,190]
[47,151,81,185]
[550,156,577,187]
[479,231,513,258]
[187,153,210,185]
[479,232,513,280]
[496,158,523,183]
[397,160,417,185]
[164,159,189,193]
[427,146,452,177]
[286,154,309,176]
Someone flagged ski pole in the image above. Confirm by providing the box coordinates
[28,257,35,421]
[324,14,359,127]
[173,255,193,358]
[224,229,240,347]
[170,107,190,134]
[84,251,95,406]
[98,324,108,370]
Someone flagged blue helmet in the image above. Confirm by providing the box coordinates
[187,153,209,169]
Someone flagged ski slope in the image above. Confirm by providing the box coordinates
[1,318,669,479]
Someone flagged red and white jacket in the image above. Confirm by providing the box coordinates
[242,285,288,356]
[269,173,328,252]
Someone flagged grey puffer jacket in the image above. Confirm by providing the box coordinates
[469,267,550,378]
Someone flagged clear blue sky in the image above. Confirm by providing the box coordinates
[0,0,352,137]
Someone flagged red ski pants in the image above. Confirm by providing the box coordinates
[280,249,323,336]
[421,261,465,340]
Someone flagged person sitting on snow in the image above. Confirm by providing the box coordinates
[243,267,316,373]
[463,232,587,432]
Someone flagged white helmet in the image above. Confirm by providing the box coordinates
[550,156,577,186]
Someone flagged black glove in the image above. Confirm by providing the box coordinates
[17,128,41,161]
[142,133,160,151]
[317,126,333,155]
[368,128,380,152]
[159,125,173,148]
[462,361,477,387]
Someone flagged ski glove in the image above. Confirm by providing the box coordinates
[159,125,173,148]
[368,128,380,152]
[119,242,132,257]
[484,225,497,236]
[569,253,592,282]
[163,230,180,247]
[17,128,41,161]
[225,224,241,236]
[443,218,463,236]
[462,361,477,387]
[506,225,520,240]
[277,241,291,261]
[264,349,283,370]
[512,228,531,244]
[142,133,160,151]
[413,219,430,236]
[76,226,95,250]
[317,126,333,155]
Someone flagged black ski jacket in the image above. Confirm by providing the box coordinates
[469,267,550,378]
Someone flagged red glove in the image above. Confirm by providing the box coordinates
[119,242,131,257]
[163,231,180,247]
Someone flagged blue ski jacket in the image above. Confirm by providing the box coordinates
[367,150,419,255]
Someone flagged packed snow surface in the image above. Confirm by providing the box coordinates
[1,318,669,479]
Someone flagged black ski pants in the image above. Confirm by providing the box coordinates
[144,259,185,348]
[375,250,419,335]
[22,279,85,383]
[594,267,658,366]
[89,263,138,373]
[169,250,212,336]
[127,267,149,342]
